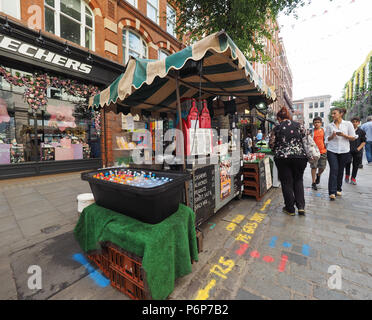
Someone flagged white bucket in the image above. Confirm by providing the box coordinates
[77,193,95,213]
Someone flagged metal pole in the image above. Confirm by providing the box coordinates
[175,72,190,207]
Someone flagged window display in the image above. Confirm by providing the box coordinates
[0,69,100,163]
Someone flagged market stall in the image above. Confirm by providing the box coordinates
[78,31,276,299]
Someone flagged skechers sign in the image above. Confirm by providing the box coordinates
[0,34,92,74]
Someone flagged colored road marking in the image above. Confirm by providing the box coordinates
[278,254,288,272]
[73,253,110,288]
[302,244,310,257]
[260,199,272,211]
[316,193,321,197]
[269,236,278,248]
[263,256,275,263]
[282,242,292,248]
[195,279,216,300]
[208,223,216,230]
[236,243,249,256]
[250,250,260,258]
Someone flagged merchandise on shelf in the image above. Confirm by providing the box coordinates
[10,144,25,163]
[243,153,266,163]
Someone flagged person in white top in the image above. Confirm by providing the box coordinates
[324,108,358,201]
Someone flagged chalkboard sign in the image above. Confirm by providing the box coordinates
[259,159,267,196]
[193,165,215,225]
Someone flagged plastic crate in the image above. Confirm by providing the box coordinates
[110,268,151,300]
[107,244,144,287]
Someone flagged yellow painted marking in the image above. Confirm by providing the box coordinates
[250,212,267,223]
[235,233,252,244]
[225,214,245,231]
[260,199,272,211]
[242,222,258,234]
[210,257,235,279]
[195,279,216,300]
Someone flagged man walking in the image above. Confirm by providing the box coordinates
[345,117,366,185]
[361,116,372,165]
[310,117,327,190]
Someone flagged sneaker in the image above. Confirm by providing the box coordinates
[298,209,306,216]
[282,207,295,216]
[345,175,350,183]
[315,174,321,185]
[311,183,318,190]
[329,194,336,201]
[336,191,342,196]
[351,178,357,185]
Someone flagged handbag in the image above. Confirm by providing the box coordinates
[302,134,320,163]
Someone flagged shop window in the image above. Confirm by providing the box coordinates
[147,0,158,24]
[167,5,176,37]
[0,0,20,19]
[0,67,100,164]
[44,0,95,51]
[158,49,169,60]
[122,29,148,64]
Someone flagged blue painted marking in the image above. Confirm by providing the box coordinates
[73,253,110,288]
[269,236,278,248]
[302,244,310,257]
[282,242,292,248]
[208,223,216,230]
[316,193,322,197]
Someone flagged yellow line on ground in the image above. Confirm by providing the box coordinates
[194,279,217,300]
[260,199,272,212]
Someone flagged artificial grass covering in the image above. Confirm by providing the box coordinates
[74,203,198,300]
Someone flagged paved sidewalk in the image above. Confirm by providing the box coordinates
[1,160,371,300]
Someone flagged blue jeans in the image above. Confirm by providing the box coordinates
[365,141,372,163]
[327,151,351,195]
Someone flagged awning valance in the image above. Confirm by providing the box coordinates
[89,32,276,112]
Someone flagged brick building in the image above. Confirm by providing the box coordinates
[0,0,184,178]
[252,21,293,115]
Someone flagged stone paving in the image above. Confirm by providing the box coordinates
[0,160,371,300]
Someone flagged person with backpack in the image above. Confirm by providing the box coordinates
[345,117,366,185]
[325,108,358,201]
[310,117,327,190]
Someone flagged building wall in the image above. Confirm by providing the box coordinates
[2,0,183,63]
[292,100,304,125]
[302,95,332,129]
[252,21,293,116]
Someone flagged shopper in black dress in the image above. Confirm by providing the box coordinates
[269,107,308,216]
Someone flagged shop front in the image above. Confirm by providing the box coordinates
[0,16,125,179]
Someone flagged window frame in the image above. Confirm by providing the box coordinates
[122,28,148,65]
[44,0,95,51]
[0,0,21,19]
[158,49,169,60]
[125,0,137,8]
[166,4,176,37]
[147,0,159,24]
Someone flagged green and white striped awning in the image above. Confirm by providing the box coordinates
[89,32,276,112]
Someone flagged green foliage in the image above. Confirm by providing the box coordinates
[369,56,372,92]
[169,0,315,62]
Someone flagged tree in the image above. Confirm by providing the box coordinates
[170,0,314,63]
[328,100,347,123]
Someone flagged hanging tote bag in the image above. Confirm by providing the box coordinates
[302,134,320,163]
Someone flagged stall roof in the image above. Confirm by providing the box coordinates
[89,32,276,112]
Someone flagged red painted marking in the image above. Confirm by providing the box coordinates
[250,250,260,258]
[278,254,288,272]
[235,243,249,256]
[263,256,275,263]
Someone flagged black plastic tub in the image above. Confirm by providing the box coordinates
[81,168,191,224]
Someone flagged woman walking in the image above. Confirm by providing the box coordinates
[269,107,308,216]
[325,108,357,200]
